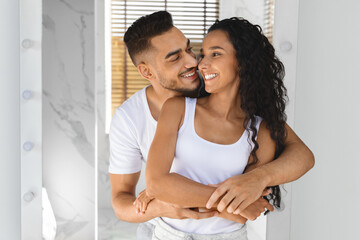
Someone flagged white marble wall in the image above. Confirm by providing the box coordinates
[220,0,265,28]
[43,0,95,239]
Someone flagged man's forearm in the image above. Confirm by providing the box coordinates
[250,140,315,187]
[112,192,159,223]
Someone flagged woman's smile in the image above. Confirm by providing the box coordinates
[204,73,219,81]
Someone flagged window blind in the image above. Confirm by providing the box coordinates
[264,0,275,43]
[111,0,219,115]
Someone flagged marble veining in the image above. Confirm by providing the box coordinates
[75,15,94,110]
[59,0,93,16]
[43,0,95,239]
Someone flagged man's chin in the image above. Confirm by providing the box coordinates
[179,83,202,98]
[165,86,199,98]
[181,88,200,98]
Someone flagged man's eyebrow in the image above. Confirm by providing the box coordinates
[165,39,191,60]
[165,49,181,59]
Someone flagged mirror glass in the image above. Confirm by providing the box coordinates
[41,0,274,239]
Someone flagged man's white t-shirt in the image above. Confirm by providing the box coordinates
[108,86,260,235]
[109,86,156,174]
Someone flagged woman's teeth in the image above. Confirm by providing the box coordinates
[204,74,218,80]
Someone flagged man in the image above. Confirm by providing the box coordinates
[109,11,314,239]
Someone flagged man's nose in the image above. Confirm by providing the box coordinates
[184,52,198,69]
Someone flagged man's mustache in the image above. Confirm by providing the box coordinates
[179,67,197,76]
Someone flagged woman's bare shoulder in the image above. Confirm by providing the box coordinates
[162,96,186,114]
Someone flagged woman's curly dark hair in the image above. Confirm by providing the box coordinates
[208,18,288,209]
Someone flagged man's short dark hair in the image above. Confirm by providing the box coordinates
[124,11,174,66]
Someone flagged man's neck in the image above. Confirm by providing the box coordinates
[146,85,181,121]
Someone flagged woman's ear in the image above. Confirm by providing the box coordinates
[138,63,153,80]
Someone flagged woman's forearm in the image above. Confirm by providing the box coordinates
[147,172,216,208]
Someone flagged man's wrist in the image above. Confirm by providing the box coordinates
[251,166,272,188]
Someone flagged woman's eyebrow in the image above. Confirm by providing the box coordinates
[200,46,225,53]
[209,46,225,50]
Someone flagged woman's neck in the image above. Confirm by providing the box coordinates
[204,86,243,120]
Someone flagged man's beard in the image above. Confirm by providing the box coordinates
[159,76,201,98]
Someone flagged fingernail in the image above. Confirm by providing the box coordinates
[206,204,210,209]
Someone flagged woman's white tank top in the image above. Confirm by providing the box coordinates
[162,97,263,234]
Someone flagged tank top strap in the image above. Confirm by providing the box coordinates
[178,97,197,133]
[246,116,263,143]
[254,116,263,132]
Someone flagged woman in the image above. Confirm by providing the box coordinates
[135,17,286,239]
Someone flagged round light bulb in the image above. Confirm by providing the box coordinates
[280,41,292,52]
[22,90,33,100]
[23,142,34,151]
[22,39,33,49]
[23,191,35,202]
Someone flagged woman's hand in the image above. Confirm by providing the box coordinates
[206,172,270,213]
[133,189,154,215]
[202,195,273,224]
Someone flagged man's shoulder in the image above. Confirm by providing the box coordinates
[114,87,147,117]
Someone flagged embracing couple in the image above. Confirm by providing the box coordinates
[109,11,314,240]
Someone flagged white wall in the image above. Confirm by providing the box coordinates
[1,0,43,238]
[20,1,43,239]
[267,1,300,240]
[291,0,360,239]
[0,0,21,238]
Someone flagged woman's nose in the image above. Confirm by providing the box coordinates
[198,57,209,70]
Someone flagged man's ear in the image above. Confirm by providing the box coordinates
[138,63,153,80]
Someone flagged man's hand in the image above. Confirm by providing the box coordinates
[214,209,247,224]
[236,197,274,220]
[206,171,270,213]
